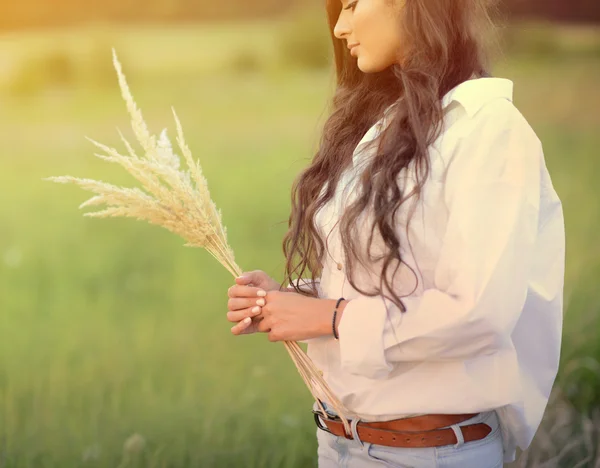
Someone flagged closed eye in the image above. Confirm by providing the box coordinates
[344,1,358,11]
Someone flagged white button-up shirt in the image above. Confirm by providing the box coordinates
[288,77,565,463]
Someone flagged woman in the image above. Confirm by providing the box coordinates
[225,0,565,466]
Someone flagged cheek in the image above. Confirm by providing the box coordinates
[378,18,402,57]
[355,13,401,67]
[359,36,398,72]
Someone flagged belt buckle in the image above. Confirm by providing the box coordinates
[312,408,341,435]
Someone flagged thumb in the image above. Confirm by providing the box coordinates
[235,272,255,285]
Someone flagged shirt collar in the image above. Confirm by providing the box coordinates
[353,77,514,167]
[381,77,514,122]
[441,77,514,117]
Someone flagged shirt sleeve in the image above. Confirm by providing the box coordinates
[337,99,544,380]
[286,277,322,296]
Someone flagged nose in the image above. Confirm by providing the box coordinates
[333,14,351,40]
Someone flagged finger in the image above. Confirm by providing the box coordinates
[231,317,253,335]
[257,317,271,334]
[228,296,266,311]
[229,284,267,299]
[231,316,262,336]
[226,306,263,323]
[242,316,263,335]
[234,277,252,289]
[235,272,257,286]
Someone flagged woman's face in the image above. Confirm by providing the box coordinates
[333,0,405,73]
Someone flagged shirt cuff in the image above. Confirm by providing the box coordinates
[337,296,394,379]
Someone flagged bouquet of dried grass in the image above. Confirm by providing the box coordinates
[44,49,352,434]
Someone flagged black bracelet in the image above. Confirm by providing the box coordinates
[333,297,345,340]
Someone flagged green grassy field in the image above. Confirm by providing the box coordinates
[0,20,599,467]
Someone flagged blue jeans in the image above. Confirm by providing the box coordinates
[315,402,504,468]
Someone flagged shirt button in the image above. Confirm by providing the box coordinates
[337,262,343,271]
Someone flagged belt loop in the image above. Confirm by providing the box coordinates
[450,424,465,448]
[350,417,365,449]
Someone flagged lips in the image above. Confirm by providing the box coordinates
[348,43,359,51]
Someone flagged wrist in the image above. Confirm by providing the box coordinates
[315,298,348,338]
[333,298,348,339]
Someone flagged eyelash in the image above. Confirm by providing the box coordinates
[344,1,358,11]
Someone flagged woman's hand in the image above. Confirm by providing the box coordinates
[236,270,282,292]
[255,290,330,342]
[226,270,283,335]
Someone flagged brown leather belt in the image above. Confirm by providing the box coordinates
[313,410,492,448]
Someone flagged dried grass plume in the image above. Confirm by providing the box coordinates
[43,48,353,433]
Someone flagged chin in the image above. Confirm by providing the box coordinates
[357,59,385,74]
[356,57,370,73]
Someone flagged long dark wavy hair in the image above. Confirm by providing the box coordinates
[280,0,501,313]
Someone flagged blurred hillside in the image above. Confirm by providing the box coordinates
[1,0,599,31]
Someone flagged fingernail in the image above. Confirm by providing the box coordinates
[257,290,266,297]
[244,317,251,324]
[237,275,248,280]
[256,298,265,306]
[252,306,261,314]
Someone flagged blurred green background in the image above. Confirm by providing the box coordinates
[0,2,599,467]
